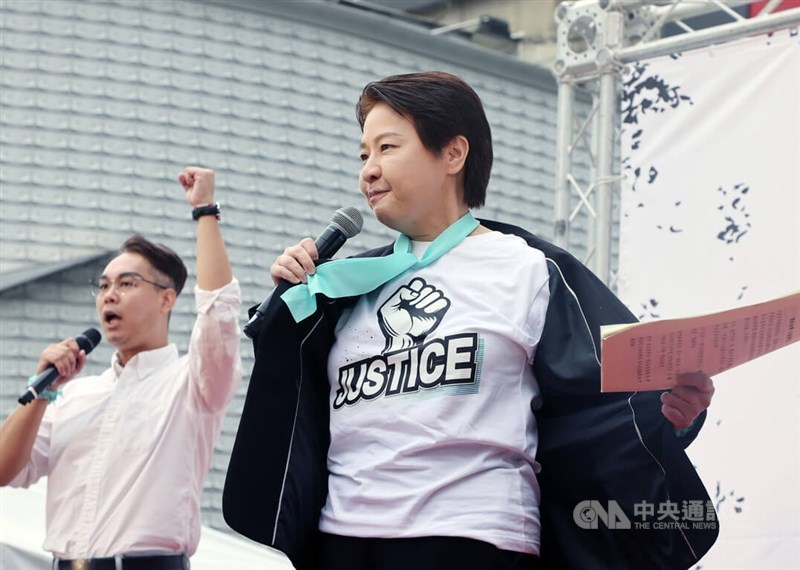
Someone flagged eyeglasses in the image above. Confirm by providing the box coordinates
[90,272,169,298]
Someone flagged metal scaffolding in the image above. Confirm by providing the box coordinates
[552,0,800,285]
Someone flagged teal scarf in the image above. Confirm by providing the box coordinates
[281,211,479,322]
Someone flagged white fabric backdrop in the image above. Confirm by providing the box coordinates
[619,27,800,569]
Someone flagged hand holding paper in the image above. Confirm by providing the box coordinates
[601,291,800,392]
[660,372,715,430]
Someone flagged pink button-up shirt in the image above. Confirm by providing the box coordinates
[10,280,242,559]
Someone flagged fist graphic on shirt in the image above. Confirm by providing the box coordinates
[378,277,451,353]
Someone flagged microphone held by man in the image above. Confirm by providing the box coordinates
[18,328,102,406]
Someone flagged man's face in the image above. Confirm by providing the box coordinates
[95,252,172,362]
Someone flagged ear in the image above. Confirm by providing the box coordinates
[160,288,177,314]
[444,135,469,175]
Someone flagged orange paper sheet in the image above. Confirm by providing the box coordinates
[600,291,800,392]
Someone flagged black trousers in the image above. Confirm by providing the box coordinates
[318,533,538,570]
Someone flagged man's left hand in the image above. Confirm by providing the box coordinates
[179,166,215,206]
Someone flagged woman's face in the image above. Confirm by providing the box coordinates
[359,102,463,240]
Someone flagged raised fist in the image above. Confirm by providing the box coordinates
[178,166,215,207]
[378,277,450,353]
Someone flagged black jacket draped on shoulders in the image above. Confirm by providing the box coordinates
[222,219,718,569]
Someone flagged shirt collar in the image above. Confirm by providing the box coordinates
[111,344,179,378]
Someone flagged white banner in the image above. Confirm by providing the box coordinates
[619,27,800,569]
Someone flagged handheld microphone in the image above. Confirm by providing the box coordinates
[243,207,364,338]
[18,328,102,405]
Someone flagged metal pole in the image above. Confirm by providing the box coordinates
[593,70,617,282]
[617,8,800,63]
[755,0,785,17]
[647,0,753,24]
[430,18,481,35]
[586,88,600,266]
[553,79,575,248]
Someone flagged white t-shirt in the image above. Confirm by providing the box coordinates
[320,231,550,554]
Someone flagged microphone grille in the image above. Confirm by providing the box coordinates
[78,328,102,353]
[331,207,363,239]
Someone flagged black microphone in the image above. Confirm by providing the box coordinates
[243,206,364,338]
[18,328,102,405]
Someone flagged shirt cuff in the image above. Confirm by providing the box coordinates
[195,278,241,314]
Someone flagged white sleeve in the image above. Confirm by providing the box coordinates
[8,404,54,488]
[187,278,243,413]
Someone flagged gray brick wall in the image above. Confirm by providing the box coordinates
[0,0,592,532]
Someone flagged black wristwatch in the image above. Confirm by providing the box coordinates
[192,203,221,221]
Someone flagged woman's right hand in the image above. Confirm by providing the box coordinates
[270,238,319,285]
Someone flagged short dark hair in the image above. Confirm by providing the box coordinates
[120,235,188,296]
[356,71,493,209]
